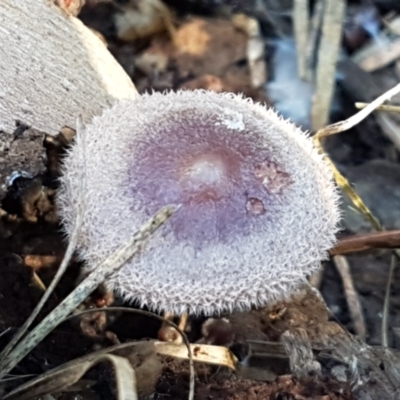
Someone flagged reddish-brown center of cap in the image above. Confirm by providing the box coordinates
[179,150,238,203]
[128,115,292,243]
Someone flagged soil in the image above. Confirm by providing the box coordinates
[1,0,400,399]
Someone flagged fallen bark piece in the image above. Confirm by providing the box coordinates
[0,0,137,136]
[0,0,137,198]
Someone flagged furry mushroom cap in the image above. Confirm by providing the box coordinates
[58,90,340,315]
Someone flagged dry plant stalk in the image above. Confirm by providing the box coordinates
[355,102,400,113]
[304,0,325,82]
[352,37,400,72]
[293,0,310,80]
[355,101,400,150]
[311,0,345,131]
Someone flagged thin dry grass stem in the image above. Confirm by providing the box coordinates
[382,255,397,348]
[309,269,324,289]
[293,0,310,80]
[314,82,400,139]
[330,230,400,256]
[333,255,366,341]
[0,328,10,339]
[355,102,400,150]
[0,374,35,383]
[31,272,46,292]
[355,102,400,113]
[304,0,324,82]
[0,204,180,380]
[314,138,382,231]
[0,117,87,362]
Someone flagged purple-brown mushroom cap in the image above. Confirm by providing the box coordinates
[58,90,340,315]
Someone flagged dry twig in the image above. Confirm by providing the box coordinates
[333,256,366,341]
[330,230,400,256]
[352,37,400,72]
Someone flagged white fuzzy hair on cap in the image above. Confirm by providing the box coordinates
[58,90,341,315]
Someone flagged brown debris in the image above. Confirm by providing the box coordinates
[24,255,60,271]
[158,357,353,400]
[114,0,176,42]
[44,127,76,179]
[181,69,268,102]
[173,17,247,79]
[54,0,86,16]
[19,178,56,224]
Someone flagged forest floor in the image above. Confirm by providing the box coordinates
[1,0,400,399]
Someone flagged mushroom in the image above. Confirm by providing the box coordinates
[58,90,340,315]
